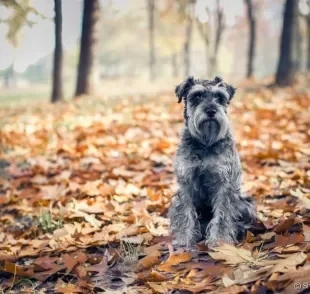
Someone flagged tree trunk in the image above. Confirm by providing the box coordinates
[148,0,156,81]
[307,14,310,71]
[210,0,224,76]
[75,0,100,97]
[205,40,210,76]
[184,7,193,77]
[196,18,210,76]
[51,0,63,103]
[172,52,178,77]
[244,0,256,79]
[292,16,303,71]
[3,64,13,88]
[275,0,298,86]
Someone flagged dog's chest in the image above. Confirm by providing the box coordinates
[191,152,231,200]
[198,152,231,179]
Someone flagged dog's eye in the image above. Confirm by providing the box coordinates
[191,95,203,105]
[215,94,227,105]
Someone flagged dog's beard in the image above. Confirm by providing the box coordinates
[188,108,229,147]
[200,120,220,146]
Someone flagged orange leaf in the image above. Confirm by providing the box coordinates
[0,261,34,278]
[55,279,82,293]
[137,250,161,271]
[157,251,194,272]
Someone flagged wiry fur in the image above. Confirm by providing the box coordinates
[169,76,256,247]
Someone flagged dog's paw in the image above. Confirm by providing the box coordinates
[172,239,186,248]
[205,234,235,248]
[172,238,196,250]
[236,226,247,242]
[205,238,218,248]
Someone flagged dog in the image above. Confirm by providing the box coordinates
[169,76,256,247]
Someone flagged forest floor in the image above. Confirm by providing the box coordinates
[0,78,175,107]
[0,77,309,293]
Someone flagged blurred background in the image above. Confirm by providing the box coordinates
[0,0,309,105]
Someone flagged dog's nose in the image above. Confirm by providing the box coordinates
[206,109,217,117]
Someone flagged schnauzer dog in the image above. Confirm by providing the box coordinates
[169,76,256,247]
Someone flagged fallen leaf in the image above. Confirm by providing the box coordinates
[62,253,78,273]
[270,252,307,273]
[209,243,254,265]
[222,265,272,287]
[274,218,296,234]
[157,250,194,272]
[136,250,161,271]
[291,189,310,209]
[55,279,82,293]
[0,261,34,277]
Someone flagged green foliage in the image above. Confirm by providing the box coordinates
[119,239,140,266]
[37,208,63,233]
[0,0,46,47]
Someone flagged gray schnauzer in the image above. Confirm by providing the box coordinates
[169,76,256,247]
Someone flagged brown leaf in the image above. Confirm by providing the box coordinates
[75,265,88,280]
[137,269,168,282]
[157,250,194,272]
[187,262,228,277]
[222,265,272,287]
[302,223,310,242]
[55,279,82,293]
[144,241,167,255]
[33,256,59,271]
[274,218,296,234]
[209,243,254,265]
[87,255,108,276]
[270,252,307,273]
[62,253,78,273]
[264,233,305,249]
[170,276,216,293]
[137,250,161,271]
[291,189,310,209]
[8,164,33,178]
[75,252,88,264]
[219,285,249,293]
[148,282,169,293]
[0,261,34,278]
[33,257,66,281]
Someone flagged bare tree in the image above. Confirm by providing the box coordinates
[75,0,100,97]
[294,16,303,71]
[172,52,179,77]
[196,1,225,77]
[181,0,197,77]
[3,64,14,88]
[183,7,193,77]
[210,0,225,76]
[307,12,310,70]
[51,0,63,103]
[196,9,210,76]
[300,0,310,71]
[275,0,298,86]
[147,0,156,81]
[244,0,256,78]
[0,0,43,88]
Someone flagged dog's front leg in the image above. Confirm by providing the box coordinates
[169,189,201,248]
[205,185,239,246]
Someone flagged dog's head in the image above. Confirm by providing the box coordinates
[175,76,236,146]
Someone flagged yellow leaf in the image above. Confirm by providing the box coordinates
[209,243,254,265]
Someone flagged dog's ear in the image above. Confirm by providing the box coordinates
[226,84,236,101]
[213,76,236,101]
[213,76,223,84]
[175,76,195,103]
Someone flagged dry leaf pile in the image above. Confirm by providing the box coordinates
[0,83,309,293]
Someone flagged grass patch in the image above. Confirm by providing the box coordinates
[37,208,63,233]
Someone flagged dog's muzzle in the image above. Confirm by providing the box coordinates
[200,118,220,135]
